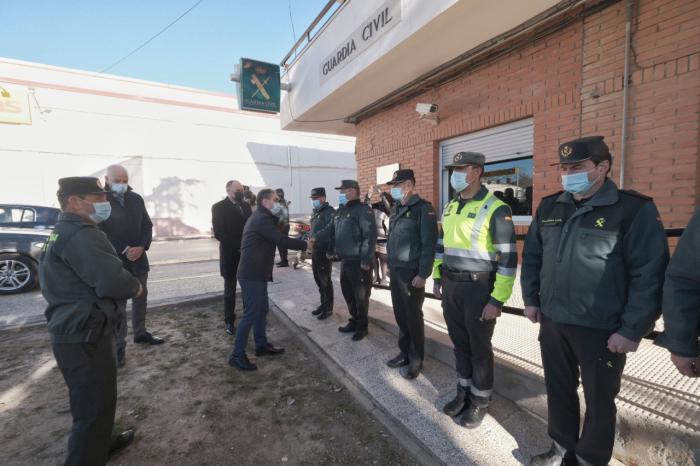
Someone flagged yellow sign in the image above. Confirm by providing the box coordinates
[0,83,32,125]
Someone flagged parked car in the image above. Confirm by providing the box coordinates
[0,204,60,230]
[0,228,50,294]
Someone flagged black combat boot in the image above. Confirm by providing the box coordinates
[338,321,357,333]
[530,444,578,466]
[459,393,490,428]
[442,384,469,416]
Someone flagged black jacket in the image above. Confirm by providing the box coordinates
[212,198,252,276]
[40,213,141,343]
[237,206,307,282]
[521,180,669,341]
[310,203,335,252]
[656,208,700,357]
[317,199,376,266]
[100,187,153,276]
[387,194,438,278]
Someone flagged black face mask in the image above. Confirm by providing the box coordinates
[234,191,244,202]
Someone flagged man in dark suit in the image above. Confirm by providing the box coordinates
[229,189,308,371]
[101,164,163,368]
[212,180,252,335]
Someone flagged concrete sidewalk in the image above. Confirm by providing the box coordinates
[267,261,699,466]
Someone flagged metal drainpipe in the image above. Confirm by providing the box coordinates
[287,145,293,186]
[619,0,633,188]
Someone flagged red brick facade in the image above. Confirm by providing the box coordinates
[355,0,700,228]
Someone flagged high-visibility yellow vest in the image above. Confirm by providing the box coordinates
[433,191,515,303]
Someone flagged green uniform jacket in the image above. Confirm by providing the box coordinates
[387,194,438,279]
[39,212,141,343]
[656,208,700,357]
[317,199,376,267]
[521,180,669,341]
[309,202,335,253]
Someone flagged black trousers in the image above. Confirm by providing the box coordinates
[389,267,425,362]
[277,224,291,263]
[52,334,117,466]
[312,249,333,312]
[340,259,372,330]
[441,274,496,397]
[539,316,626,466]
[222,252,241,325]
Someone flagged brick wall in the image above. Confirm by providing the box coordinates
[355,0,700,228]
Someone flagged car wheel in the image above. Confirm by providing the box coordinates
[0,254,38,295]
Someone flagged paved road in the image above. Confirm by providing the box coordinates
[0,238,223,328]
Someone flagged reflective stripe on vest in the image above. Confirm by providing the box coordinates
[441,192,504,272]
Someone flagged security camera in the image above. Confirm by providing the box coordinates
[416,103,438,115]
[416,103,439,125]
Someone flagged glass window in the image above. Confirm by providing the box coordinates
[444,156,533,218]
[482,157,533,216]
[21,209,36,223]
[0,208,10,223]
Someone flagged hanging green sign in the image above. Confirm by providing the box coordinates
[238,58,280,113]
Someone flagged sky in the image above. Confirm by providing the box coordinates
[2,0,329,93]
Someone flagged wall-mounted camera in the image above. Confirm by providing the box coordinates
[416,103,439,125]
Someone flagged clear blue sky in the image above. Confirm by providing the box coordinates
[2,0,328,93]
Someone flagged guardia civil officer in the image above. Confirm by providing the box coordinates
[656,208,700,378]
[385,169,438,379]
[521,136,669,466]
[40,177,142,465]
[312,180,376,341]
[309,187,336,320]
[433,152,517,428]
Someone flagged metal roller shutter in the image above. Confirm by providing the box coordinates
[439,118,534,209]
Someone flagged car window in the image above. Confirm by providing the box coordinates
[21,209,36,223]
[0,208,10,223]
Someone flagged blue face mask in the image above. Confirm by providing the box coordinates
[88,201,112,224]
[270,202,284,216]
[562,170,597,195]
[312,199,322,209]
[110,183,128,195]
[450,171,469,193]
[390,187,404,202]
[338,193,348,206]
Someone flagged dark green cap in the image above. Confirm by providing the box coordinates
[445,151,485,168]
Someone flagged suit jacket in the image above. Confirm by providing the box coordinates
[100,188,153,276]
[212,198,252,277]
[237,206,306,282]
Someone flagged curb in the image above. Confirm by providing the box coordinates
[270,302,444,466]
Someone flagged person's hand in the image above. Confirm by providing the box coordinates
[481,303,502,321]
[411,276,426,288]
[135,283,143,298]
[524,306,541,323]
[432,281,442,299]
[126,246,144,261]
[670,354,700,377]
[360,264,371,271]
[607,333,640,353]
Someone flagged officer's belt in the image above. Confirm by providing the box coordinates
[442,269,495,282]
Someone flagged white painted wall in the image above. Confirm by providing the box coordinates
[0,58,356,237]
